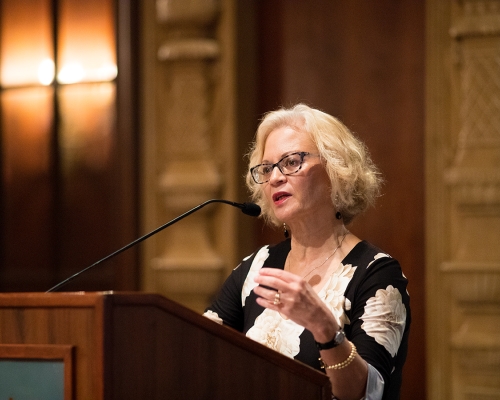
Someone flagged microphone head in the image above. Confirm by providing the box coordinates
[241,202,261,217]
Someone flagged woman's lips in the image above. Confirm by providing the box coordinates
[272,192,290,205]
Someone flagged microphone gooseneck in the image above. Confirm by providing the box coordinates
[217,200,261,217]
[46,199,261,293]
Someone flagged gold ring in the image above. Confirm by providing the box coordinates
[273,291,281,305]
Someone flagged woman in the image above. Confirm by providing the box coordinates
[204,104,410,400]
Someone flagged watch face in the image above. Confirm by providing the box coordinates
[334,330,345,345]
[316,330,345,350]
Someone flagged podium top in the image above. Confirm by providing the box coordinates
[0,291,331,399]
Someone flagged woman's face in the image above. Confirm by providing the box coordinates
[261,125,334,227]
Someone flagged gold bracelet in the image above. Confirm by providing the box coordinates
[318,342,357,370]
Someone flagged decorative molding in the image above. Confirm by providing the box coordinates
[156,0,219,25]
[441,264,500,302]
[140,0,237,312]
[452,41,500,160]
[427,0,500,398]
[450,0,500,38]
[444,167,500,206]
[441,261,500,273]
[157,39,220,61]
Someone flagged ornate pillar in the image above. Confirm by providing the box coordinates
[427,1,500,398]
[140,0,238,312]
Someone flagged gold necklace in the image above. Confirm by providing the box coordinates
[287,229,349,280]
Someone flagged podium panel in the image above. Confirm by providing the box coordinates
[0,344,73,400]
[0,292,331,399]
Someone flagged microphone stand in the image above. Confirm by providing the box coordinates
[46,199,259,293]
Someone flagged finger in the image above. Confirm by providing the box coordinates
[254,274,288,293]
[255,271,305,295]
[255,295,281,310]
[254,288,284,310]
[254,268,303,291]
[258,268,301,283]
[253,284,283,305]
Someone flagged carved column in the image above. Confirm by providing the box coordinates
[427,1,500,398]
[140,0,238,312]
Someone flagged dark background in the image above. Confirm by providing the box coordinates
[237,2,425,398]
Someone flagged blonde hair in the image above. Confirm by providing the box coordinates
[246,104,383,226]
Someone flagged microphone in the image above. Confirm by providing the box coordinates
[46,199,261,293]
[223,200,261,217]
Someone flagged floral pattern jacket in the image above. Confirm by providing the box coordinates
[204,239,410,400]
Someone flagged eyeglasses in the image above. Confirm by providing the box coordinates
[250,151,318,184]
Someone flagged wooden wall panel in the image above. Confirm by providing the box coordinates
[251,1,426,398]
[0,1,139,293]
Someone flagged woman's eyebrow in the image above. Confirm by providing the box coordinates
[260,151,299,164]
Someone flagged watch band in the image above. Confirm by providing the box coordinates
[315,329,345,350]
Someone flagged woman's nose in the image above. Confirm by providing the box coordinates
[268,165,286,184]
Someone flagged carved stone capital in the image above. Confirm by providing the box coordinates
[156,0,219,26]
[444,167,500,205]
[158,39,220,62]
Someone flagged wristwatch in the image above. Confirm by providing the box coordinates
[315,329,345,350]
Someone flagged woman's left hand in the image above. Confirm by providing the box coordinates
[253,267,338,340]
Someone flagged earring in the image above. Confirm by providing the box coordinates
[334,194,342,220]
[283,223,290,238]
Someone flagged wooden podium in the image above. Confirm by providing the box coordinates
[0,292,331,399]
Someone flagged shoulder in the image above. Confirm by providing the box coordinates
[239,239,290,269]
[345,240,394,266]
[343,240,409,308]
[233,239,291,281]
[345,241,404,281]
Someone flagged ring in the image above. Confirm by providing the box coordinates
[273,291,281,305]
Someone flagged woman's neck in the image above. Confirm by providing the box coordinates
[287,222,348,265]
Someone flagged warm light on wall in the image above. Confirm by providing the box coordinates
[3,57,117,87]
[1,0,116,88]
[58,0,116,84]
[1,0,117,172]
[57,62,117,84]
[0,0,53,87]
[36,58,117,86]
[37,59,55,86]
[1,0,117,169]
[0,0,123,294]
[2,88,54,180]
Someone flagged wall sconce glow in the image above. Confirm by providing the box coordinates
[86,63,118,82]
[57,62,85,84]
[37,58,55,85]
[56,62,117,84]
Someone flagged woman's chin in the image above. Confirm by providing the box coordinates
[272,208,296,225]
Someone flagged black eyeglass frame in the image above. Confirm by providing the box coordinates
[250,151,316,184]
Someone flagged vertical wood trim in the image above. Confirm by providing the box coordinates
[426,1,453,398]
[115,0,140,290]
